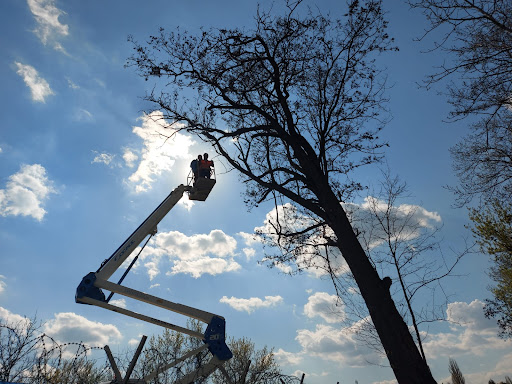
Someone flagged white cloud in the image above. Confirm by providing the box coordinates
[291,370,306,379]
[0,275,6,294]
[272,261,293,274]
[178,195,194,211]
[127,111,194,193]
[0,164,56,221]
[27,0,69,51]
[278,317,383,369]
[0,306,28,326]
[137,229,240,279]
[256,204,348,278]
[219,295,283,314]
[128,337,143,346]
[364,196,441,227]
[304,292,345,324]
[465,352,512,383]
[242,247,256,260]
[15,62,54,102]
[123,148,138,168]
[92,111,199,191]
[424,300,512,359]
[109,298,127,309]
[144,260,161,281]
[171,257,240,278]
[237,233,258,260]
[237,231,259,246]
[294,319,384,367]
[256,197,441,277]
[344,196,441,250]
[446,299,495,331]
[43,312,122,347]
[274,348,304,366]
[155,229,237,260]
[91,151,115,166]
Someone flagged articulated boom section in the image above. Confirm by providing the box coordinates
[75,183,232,383]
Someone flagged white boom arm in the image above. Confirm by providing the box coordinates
[97,184,189,281]
[76,184,232,383]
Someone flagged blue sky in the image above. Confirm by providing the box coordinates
[1,1,511,383]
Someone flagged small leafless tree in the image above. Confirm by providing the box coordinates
[0,315,109,383]
[0,316,41,382]
[129,320,210,384]
[211,337,299,384]
[352,172,469,361]
[125,321,298,384]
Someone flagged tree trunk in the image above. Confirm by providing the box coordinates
[325,192,436,383]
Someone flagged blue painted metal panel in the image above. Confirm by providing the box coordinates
[204,316,233,361]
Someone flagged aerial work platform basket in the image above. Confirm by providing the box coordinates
[187,169,216,201]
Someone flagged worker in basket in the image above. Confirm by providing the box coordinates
[190,154,202,184]
[198,152,214,179]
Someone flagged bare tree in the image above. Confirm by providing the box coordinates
[211,337,299,384]
[126,1,436,382]
[0,315,109,384]
[37,354,109,384]
[0,316,41,383]
[408,0,512,206]
[127,322,297,384]
[353,172,468,361]
[131,321,210,384]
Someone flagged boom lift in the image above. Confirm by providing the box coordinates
[76,173,232,383]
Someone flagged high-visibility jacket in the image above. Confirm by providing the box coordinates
[199,159,213,169]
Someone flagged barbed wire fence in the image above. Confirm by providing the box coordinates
[0,321,111,384]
